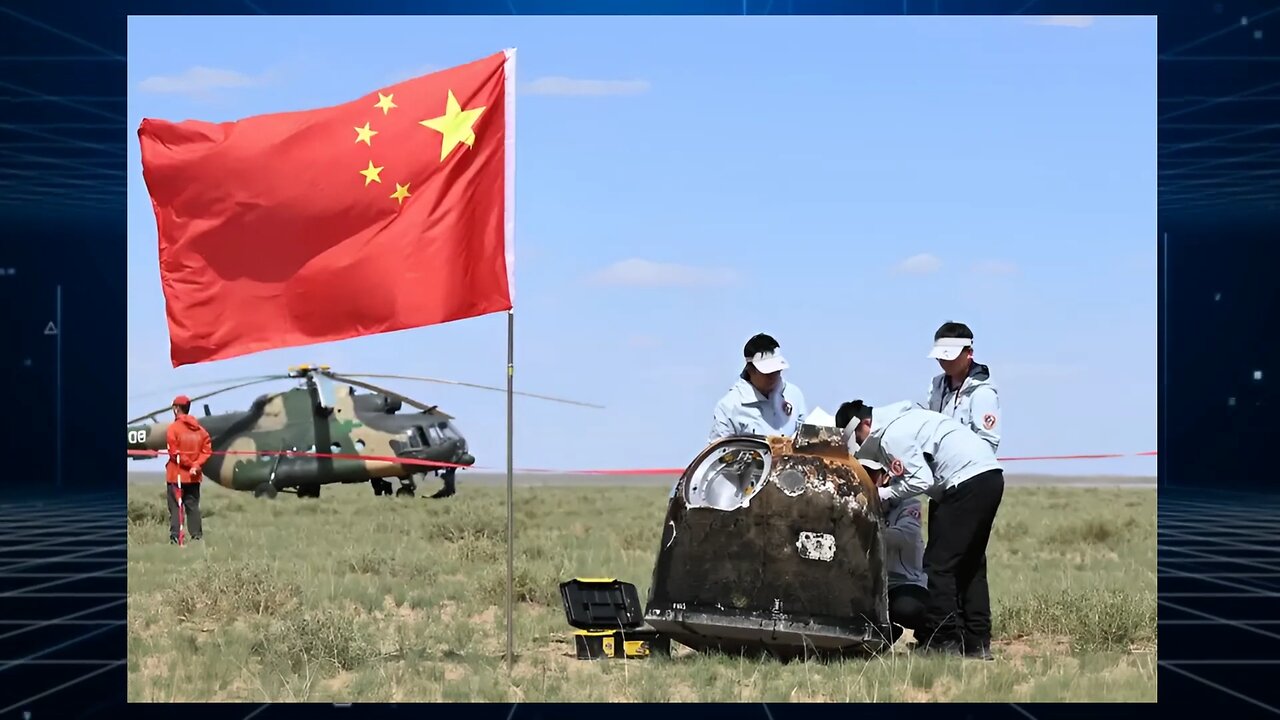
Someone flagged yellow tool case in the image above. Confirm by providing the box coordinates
[559,577,671,660]
[572,628,668,660]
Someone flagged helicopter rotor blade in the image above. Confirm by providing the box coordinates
[320,372,451,417]
[126,377,290,425]
[331,373,605,409]
[127,375,287,402]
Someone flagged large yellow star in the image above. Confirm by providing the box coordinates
[359,161,384,187]
[374,92,397,115]
[390,182,411,205]
[354,122,378,146]
[419,90,486,162]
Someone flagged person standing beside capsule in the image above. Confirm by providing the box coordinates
[926,321,1001,454]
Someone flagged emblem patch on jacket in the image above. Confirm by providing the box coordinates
[983,413,997,430]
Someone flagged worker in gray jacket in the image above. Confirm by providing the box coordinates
[859,458,928,646]
[840,398,1004,660]
[926,321,1001,453]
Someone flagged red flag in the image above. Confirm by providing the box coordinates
[139,50,515,367]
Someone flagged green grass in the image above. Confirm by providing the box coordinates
[126,483,1156,702]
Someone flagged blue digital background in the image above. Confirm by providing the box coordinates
[0,0,1277,716]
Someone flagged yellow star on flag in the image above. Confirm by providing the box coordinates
[359,161,384,187]
[374,93,397,115]
[390,182,411,205]
[419,90,486,162]
[354,122,378,146]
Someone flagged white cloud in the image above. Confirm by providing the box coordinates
[138,66,276,98]
[971,260,1019,276]
[895,253,943,275]
[588,259,740,288]
[522,77,651,96]
[1030,15,1096,28]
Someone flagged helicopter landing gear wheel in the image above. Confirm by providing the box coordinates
[395,475,418,498]
[253,483,278,499]
[430,468,458,499]
[296,484,321,499]
[371,478,394,496]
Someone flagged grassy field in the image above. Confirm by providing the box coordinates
[126,481,1157,703]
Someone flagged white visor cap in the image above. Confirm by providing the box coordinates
[748,349,789,374]
[928,336,972,361]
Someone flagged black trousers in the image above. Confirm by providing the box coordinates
[167,482,203,541]
[917,469,1004,652]
[888,583,930,643]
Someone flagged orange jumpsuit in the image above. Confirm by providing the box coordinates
[165,413,212,484]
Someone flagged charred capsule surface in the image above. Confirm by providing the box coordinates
[644,425,891,660]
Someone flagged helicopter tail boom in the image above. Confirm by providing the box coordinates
[127,422,169,456]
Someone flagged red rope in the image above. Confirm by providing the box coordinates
[130,447,1156,476]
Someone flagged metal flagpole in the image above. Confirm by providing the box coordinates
[503,46,517,675]
[506,308,515,672]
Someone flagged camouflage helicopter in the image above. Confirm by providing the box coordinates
[126,364,601,499]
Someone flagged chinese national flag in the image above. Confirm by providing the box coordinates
[138,50,515,367]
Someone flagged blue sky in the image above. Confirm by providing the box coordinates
[126,14,1157,477]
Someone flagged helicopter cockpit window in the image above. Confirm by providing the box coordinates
[436,421,462,440]
[406,429,423,449]
[684,443,772,511]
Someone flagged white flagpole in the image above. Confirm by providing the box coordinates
[503,46,517,674]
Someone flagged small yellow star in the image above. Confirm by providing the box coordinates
[419,89,486,162]
[390,182,411,205]
[359,161,384,187]
[353,122,378,146]
[374,92,397,115]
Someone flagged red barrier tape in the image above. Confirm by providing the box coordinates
[128,448,473,470]
[128,448,1156,476]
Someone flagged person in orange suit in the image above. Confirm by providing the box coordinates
[165,395,212,543]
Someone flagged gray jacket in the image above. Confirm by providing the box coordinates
[855,400,1003,503]
[883,495,927,590]
[926,362,1001,454]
